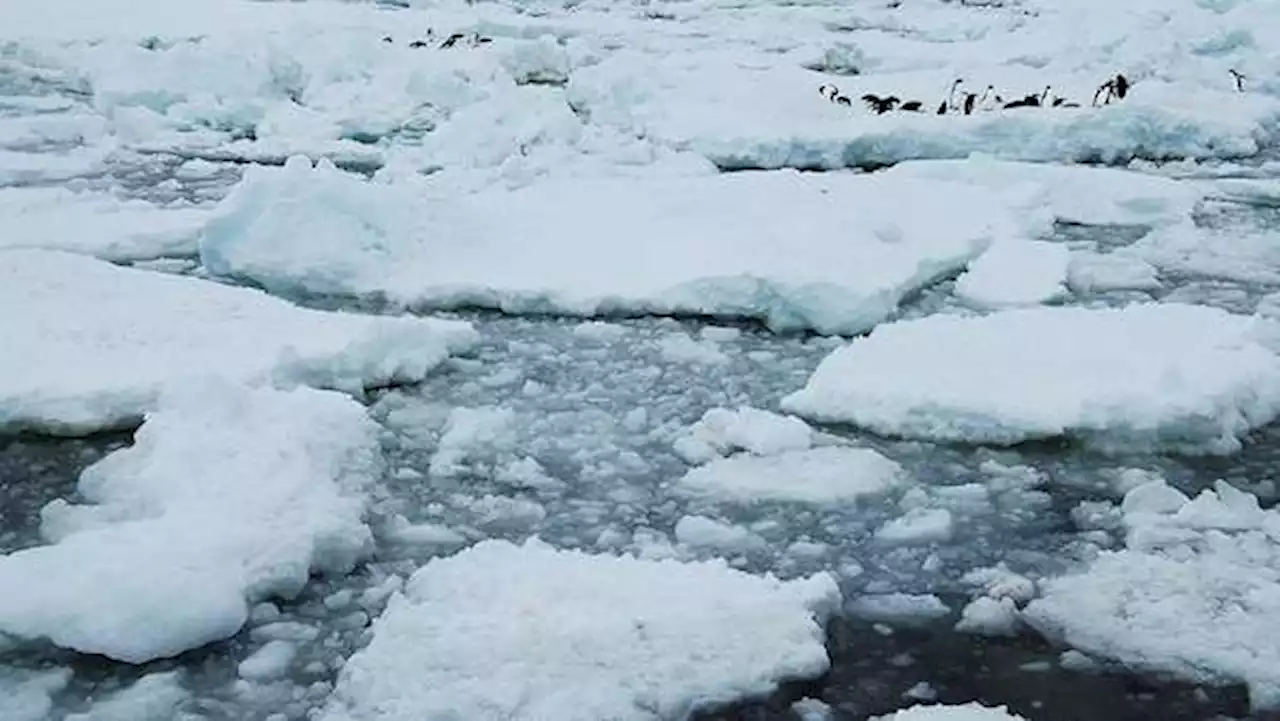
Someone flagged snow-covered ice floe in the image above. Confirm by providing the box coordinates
[320,538,841,721]
[0,186,211,261]
[883,157,1204,226]
[1024,478,1280,711]
[781,303,1280,453]
[567,54,1280,170]
[0,382,381,663]
[200,156,1029,334]
[874,703,1028,721]
[0,248,478,434]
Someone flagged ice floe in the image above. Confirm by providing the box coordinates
[953,239,1071,308]
[0,186,210,260]
[875,703,1028,721]
[782,303,1280,452]
[200,156,1025,334]
[677,446,908,505]
[1024,478,1280,711]
[0,248,477,433]
[567,54,1280,171]
[0,383,382,663]
[884,157,1204,226]
[320,538,841,721]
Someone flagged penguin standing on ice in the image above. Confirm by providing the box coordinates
[1229,68,1246,92]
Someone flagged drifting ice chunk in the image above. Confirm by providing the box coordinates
[200,158,1024,334]
[0,249,477,434]
[0,186,211,261]
[1024,481,1280,710]
[673,406,814,464]
[954,239,1071,308]
[782,303,1280,453]
[0,383,382,663]
[1066,251,1161,293]
[65,671,187,721]
[677,446,906,505]
[320,538,840,721]
[874,703,1029,720]
[0,668,72,721]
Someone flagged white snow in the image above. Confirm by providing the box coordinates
[1024,478,1280,710]
[876,508,955,545]
[65,672,188,721]
[875,703,1028,721]
[0,383,383,663]
[954,239,1071,308]
[0,248,477,434]
[238,640,297,681]
[782,303,1280,453]
[885,158,1203,227]
[0,668,72,721]
[674,515,767,555]
[320,538,841,721]
[0,186,211,261]
[672,406,814,465]
[567,53,1280,171]
[199,157,1025,334]
[676,446,907,505]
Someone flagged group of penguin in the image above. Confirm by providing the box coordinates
[820,74,1131,116]
[381,31,493,49]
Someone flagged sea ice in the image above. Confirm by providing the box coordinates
[0,248,477,434]
[0,383,383,663]
[676,446,907,505]
[875,703,1028,721]
[953,239,1070,308]
[199,156,1025,334]
[0,186,211,261]
[782,303,1280,453]
[1024,479,1280,710]
[320,538,841,721]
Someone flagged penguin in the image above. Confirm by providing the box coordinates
[1229,68,1247,92]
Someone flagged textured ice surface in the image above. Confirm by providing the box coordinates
[199,157,1025,334]
[0,383,383,663]
[320,538,841,721]
[1024,479,1280,710]
[0,248,477,434]
[782,303,1280,453]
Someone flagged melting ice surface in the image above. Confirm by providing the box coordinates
[6,0,1280,718]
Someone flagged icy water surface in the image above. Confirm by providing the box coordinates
[6,57,1280,721]
[4,284,1280,719]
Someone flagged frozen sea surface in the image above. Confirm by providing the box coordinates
[7,0,1280,719]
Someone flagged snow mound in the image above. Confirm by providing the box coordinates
[200,157,1026,334]
[567,55,1280,170]
[0,248,478,434]
[320,538,841,721]
[954,239,1071,308]
[781,303,1280,453]
[1024,478,1280,711]
[0,186,211,261]
[673,406,814,464]
[676,446,907,505]
[0,383,382,663]
[875,703,1029,721]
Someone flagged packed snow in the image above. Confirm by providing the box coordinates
[677,446,908,505]
[782,303,1280,453]
[199,156,1027,334]
[0,248,477,433]
[320,538,841,721]
[1024,478,1280,711]
[0,186,211,261]
[0,383,382,662]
